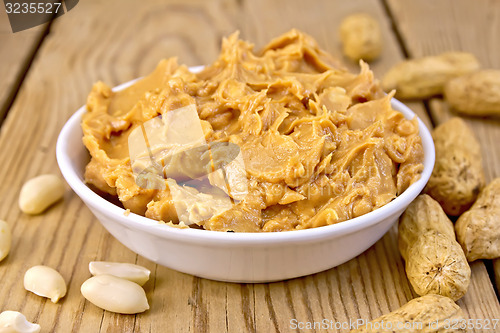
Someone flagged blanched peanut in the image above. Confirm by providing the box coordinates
[89,261,150,286]
[19,174,65,215]
[24,265,67,303]
[0,311,41,333]
[339,13,382,62]
[81,275,149,314]
[0,220,11,262]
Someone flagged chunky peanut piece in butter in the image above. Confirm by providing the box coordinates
[82,30,424,232]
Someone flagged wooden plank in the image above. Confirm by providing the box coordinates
[386,0,500,319]
[0,8,48,123]
[0,1,495,333]
[242,0,500,332]
[242,3,426,330]
[0,1,239,332]
[250,226,415,333]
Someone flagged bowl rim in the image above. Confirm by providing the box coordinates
[56,75,435,246]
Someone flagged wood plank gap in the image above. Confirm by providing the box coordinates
[0,16,55,127]
[252,285,257,333]
[379,0,436,128]
[422,100,437,128]
[225,286,229,333]
[379,0,411,58]
[484,260,500,300]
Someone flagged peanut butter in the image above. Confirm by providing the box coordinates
[82,30,424,232]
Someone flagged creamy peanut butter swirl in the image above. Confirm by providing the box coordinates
[82,30,424,232]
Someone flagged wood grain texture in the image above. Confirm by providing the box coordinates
[0,1,239,332]
[386,0,500,307]
[0,0,498,332]
[0,8,48,122]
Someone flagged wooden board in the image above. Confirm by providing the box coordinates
[0,0,499,332]
[0,8,49,123]
[386,0,500,300]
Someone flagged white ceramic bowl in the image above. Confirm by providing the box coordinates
[56,78,435,283]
